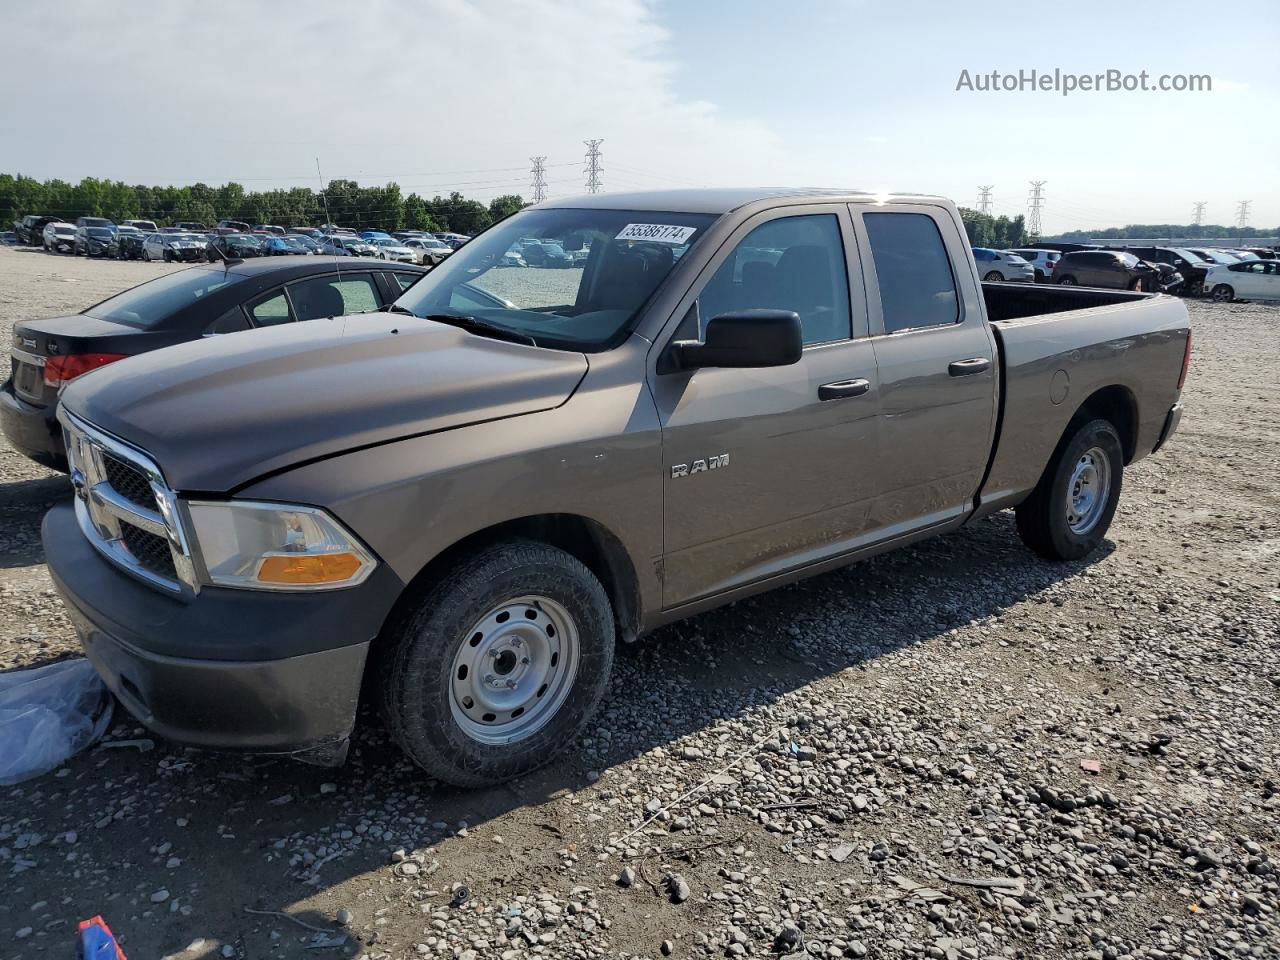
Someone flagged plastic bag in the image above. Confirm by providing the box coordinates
[0,658,113,785]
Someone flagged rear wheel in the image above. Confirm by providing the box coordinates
[1016,418,1123,561]
[1057,275,1076,286]
[983,271,1003,282]
[378,539,615,787]
[1212,284,1234,302]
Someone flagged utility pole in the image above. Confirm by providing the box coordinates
[530,156,547,203]
[1027,181,1046,240]
[976,185,994,216]
[1235,200,1251,242]
[1191,201,1207,226]
[583,139,604,194]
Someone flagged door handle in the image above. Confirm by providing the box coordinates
[818,378,871,401]
[948,357,991,377]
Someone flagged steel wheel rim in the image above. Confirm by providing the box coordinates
[1066,446,1110,535]
[449,595,580,745]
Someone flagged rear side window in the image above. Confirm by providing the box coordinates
[289,273,380,322]
[864,212,959,333]
[250,291,293,327]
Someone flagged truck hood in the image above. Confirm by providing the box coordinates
[61,314,589,491]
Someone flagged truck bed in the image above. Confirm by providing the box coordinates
[975,284,1190,517]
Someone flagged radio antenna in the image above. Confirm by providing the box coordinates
[316,157,343,284]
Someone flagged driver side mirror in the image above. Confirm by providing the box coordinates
[666,310,803,371]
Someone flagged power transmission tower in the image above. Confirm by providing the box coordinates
[976,185,994,216]
[1026,181,1047,239]
[530,156,547,203]
[583,139,604,194]
[1235,200,1251,229]
[1191,201,1207,226]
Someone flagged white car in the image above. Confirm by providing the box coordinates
[42,221,76,253]
[367,237,416,263]
[972,247,1035,282]
[403,237,454,266]
[1205,260,1280,303]
[143,232,207,263]
[1007,248,1061,283]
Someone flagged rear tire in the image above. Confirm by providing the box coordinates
[983,271,1002,282]
[378,539,615,787]
[1015,418,1123,561]
[1057,275,1076,286]
[1211,284,1234,302]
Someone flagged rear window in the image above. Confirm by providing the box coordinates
[84,268,246,329]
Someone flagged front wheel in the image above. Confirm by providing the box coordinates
[1015,418,1123,561]
[1211,284,1234,302]
[378,539,615,787]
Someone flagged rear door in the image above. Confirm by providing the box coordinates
[851,204,998,534]
[649,205,881,607]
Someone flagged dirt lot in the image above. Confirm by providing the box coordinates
[1,245,1278,960]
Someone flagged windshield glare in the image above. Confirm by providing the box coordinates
[84,268,245,328]
[393,208,715,351]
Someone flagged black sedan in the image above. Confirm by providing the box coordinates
[2,258,429,468]
[208,233,264,260]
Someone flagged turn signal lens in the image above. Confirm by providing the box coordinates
[256,552,364,585]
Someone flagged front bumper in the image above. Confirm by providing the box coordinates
[43,501,401,759]
[0,381,66,467]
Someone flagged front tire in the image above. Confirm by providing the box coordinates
[378,539,615,787]
[1015,419,1123,561]
[1211,284,1234,302]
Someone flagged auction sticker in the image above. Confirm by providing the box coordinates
[615,223,698,244]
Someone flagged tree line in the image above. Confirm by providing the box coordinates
[958,208,1027,248]
[0,174,526,235]
[1049,223,1278,241]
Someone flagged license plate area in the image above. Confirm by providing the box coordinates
[13,357,45,402]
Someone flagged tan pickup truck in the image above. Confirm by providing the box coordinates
[44,189,1190,786]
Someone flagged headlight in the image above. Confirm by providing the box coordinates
[185,500,376,591]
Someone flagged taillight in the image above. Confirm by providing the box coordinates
[43,353,128,388]
[1176,332,1192,390]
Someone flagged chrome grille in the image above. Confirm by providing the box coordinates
[60,410,197,594]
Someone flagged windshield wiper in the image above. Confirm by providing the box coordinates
[421,312,538,347]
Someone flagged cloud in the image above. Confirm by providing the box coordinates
[0,0,787,198]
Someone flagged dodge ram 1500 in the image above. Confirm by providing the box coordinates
[43,189,1191,785]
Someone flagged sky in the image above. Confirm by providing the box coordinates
[1,0,1275,234]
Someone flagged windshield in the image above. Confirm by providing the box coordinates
[87,228,113,238]
[84,268,246,328]
[394,207,716,351]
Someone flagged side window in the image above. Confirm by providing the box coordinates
[863,212,959,334]
[249,290,293,327]
[696,213,851,346]
[205,306,251,335]
[289,273,380,321]
[393,272,422,292]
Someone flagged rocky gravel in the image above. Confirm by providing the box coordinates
[1,246,1278,959]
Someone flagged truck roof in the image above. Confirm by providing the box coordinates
[540,188,945,215]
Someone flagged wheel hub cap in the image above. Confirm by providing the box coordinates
[1065,446,1110,535]
[449,596,579,745]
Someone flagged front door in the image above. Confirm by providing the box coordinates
[649,206,880,608]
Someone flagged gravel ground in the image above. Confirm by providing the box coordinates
[1,245,1278,960]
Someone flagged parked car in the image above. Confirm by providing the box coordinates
[113,226,145,260]
[0,231,17,245]
[367,237,416,263]
[359,230,393,240]
[216,219,250,232]
[1238,247,1277,260]
[1103,246,1210,297]
[42,222,77,254]
[251,224,286,236]
[1224,249,1259,261]
[1053,250,1161,290]
[518,239,572,267]
[120,219,158,233]
[1187,248,1240,265]
[318,235,378,257]
[143,232,207,263]
[259,236,303,256]
[433,232,471,248]
[208,233,264,260]
[1146,261,1185,295]
[1007,248,1061,282]
[75,216,116,232]
[74,225,119,258]
[972,248,1034,282]
[2,259,430,469]
[404,237,454,266]
[16,215,61,245]
[1022,241,1099,254]
[1205,260,1280,303]
[286,235,323,255]
[174,221,207,232]
[39,189,1189,785]
[288,227,323,239]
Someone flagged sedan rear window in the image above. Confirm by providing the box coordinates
[84,268,246,328]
